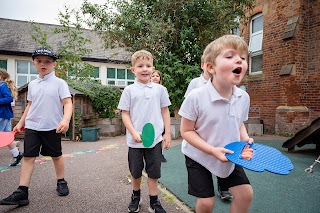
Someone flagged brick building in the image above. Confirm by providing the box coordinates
[241,0,319,134]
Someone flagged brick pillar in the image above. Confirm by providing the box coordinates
[275,106,309,133]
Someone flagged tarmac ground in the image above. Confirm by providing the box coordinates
[0,134,290,213]
[0,135,189,213]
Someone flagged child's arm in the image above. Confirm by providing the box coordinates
[240,122,254,144]
[161,106,171,150]
[0,86,13,104]
[181,117,234,162]
[56,97,72,133]
[121,110,142,143]
[14,101,32,131]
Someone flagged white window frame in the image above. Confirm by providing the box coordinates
[249,13,263,75]
[106,67,134,86]
[16,60,38,87]
[230,16,241,36]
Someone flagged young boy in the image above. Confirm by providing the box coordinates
[184,55,211,97]
[179,35,254,213]
[0,46,73,206]
[118,50,171,213]
[184,55,233,201]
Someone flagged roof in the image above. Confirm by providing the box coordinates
[18,82,85,96]
[0,18,131,64]
[68,86,85,96]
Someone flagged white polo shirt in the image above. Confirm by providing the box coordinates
[184,74,208,97]
[179,82,250,178]
[26,72,71,131]
[118,81,171,148]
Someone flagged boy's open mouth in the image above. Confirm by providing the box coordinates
[232,67,242,74]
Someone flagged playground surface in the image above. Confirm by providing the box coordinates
[0,134,319,212]
[160,138,320,213]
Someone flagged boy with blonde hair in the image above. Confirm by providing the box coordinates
[184,54,233,200]
[179,35,254,213]
[118,50,171,213]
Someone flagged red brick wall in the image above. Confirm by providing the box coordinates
[241,0,320,134]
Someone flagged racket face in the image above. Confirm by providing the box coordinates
[225,142,294,175]
[141,123,155,147]
[0,132,14,148]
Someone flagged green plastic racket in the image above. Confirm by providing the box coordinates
[141,123,155,147]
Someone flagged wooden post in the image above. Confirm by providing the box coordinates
[72,95,76,141]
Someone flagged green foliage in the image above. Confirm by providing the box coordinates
[82,0,254,65]
[30,6,95,80]
[74,109,83,138]
[81,0,255,111]
[30,24,52,49]
[157,54,200,112]
[31,0,255,113]
[68,79,122,118]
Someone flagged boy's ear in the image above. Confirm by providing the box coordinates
[205,62,215,75]
[130,67,135,74]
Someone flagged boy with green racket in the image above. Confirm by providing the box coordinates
[118,50,171,213]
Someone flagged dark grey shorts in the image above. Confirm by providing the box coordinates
[23,129,62,157]
[185,155,250,198]
[128,142,162,179]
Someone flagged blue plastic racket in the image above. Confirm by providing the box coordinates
[225,142,294,175]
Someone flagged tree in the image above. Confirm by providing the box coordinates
[82,0,254,64]
[31,6,122,119]
[81,0,254,113]
[31,6,95,80]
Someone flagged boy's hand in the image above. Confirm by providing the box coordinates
[212,147,234,163]
[244,137,254,144]
[132,131,142,143]
[13,123,25,132]
[162,132,171,150]
[56,119,69,133]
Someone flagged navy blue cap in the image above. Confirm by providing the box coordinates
[32,46,58,61]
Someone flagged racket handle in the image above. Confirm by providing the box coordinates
[13,127,26,135]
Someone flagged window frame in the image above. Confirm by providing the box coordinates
[106,67,135,86]
[67,65,100,79]
[0,59,8,69]
[230,16,241,36]
[249,13,264,75]
[16,60,38,87]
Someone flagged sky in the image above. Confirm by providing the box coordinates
[0,0,109,25]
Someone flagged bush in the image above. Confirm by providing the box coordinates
[156,54,201,114]
[68,79,122,118]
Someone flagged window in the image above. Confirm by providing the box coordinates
[92,67,99,78]
[249,14,263,74]
[0,60,7,69]
[16,61,38,87]
[68,65,100,79]
[107,68,134,86]
[230,16,241,36]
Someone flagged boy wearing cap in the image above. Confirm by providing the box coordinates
[0,46,73,206]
